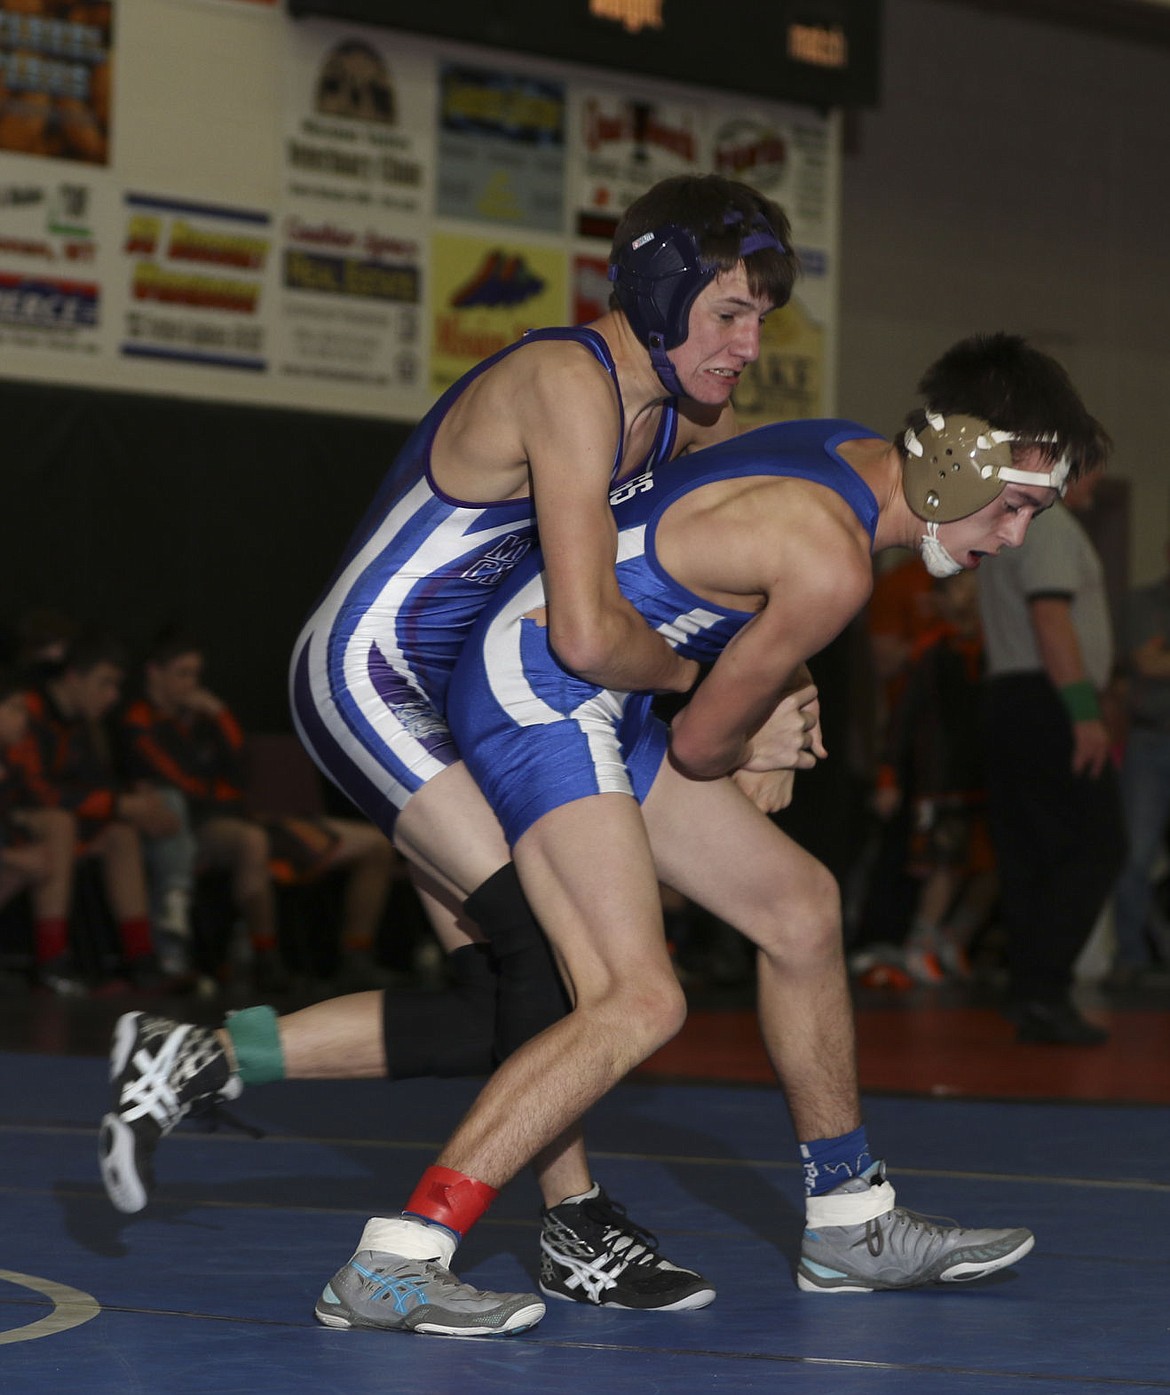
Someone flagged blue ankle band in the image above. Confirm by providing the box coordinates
[800,1125,873,1197]
[226,1005,285,1085]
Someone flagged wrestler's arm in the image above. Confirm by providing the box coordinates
[669,519,870,780]
[524,352,700,694]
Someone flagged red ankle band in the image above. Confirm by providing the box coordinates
[404,1166,498,1238]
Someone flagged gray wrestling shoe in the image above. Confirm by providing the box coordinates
[798,1162,1034,1293]
[315,1250,545,1336]
[100,1012,242,1213]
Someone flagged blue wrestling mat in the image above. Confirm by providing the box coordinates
[2,1054,1168,1395]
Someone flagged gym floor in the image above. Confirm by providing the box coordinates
[2,981,1168,1394]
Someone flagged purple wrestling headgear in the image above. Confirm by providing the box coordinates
[608,209,785,397]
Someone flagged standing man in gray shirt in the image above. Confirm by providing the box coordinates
[978,466,1125,1043]
[1111,545,1170,983]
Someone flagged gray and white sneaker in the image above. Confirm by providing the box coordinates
[798,1162,1034,1293]
[99,1011,242,1213]
[315,1250,545,1337]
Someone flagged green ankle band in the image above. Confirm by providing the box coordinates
[226,1005,285,1085]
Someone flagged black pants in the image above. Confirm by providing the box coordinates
[982,674,1127,1003]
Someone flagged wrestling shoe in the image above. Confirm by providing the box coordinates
[315,1251,545,1336]
[99,1011,242,1213]
[902,930,945,985]
[935,932,972,981]
[540,1185,716,1310]
[797,1162,1034,1293]
[37,955,88,998]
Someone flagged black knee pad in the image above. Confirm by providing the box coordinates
[381,943,496,1079]
[464,863,572,1060]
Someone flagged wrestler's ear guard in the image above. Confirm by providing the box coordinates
[902,412,1070,523]
[607,211,784,396]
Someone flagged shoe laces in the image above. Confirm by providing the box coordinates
[370,1257,482,1299]
[185,1097,265,1141]
[119,1021,233,1133]
[582,1193,661,1269]
[418,1260,486,1296]
[119,1029,197,1131]
[862,1206,961,1257]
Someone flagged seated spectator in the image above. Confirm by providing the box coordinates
[0,667,77,991]
[121,629,399,992]
[3,631,178,992]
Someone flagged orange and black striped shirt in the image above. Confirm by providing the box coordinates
[120,698,246,822]
[4,688,121,834]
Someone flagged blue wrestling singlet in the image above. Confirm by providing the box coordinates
[289,327,679,834]
[446,419,882,846]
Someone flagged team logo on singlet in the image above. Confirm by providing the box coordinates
[390,700,449,740]
[461,532,533,586]
[609,469,656,506]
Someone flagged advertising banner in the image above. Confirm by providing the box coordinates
[120,192,272,372]
[273,209,424,396]
[712,102,838,426]
[436,62,565,232]
[0,172,105,359]
[0,14,840,424]
[429,229,566,394]
[0,0,113,165]
[571,85,702,242]
[285,19,435,219]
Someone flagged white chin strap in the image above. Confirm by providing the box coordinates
[920,521,964,578]
[920,518,965,577]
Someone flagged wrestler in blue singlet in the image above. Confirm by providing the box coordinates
[446,419,882,847]
[289,327,679,835]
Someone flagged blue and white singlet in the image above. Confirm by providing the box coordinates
[289,326,679,834]
[446,419,881,846]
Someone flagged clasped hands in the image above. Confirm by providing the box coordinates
[733,682,826,813]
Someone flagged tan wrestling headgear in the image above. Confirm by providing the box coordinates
[902,412,1071,523]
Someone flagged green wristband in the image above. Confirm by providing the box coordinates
[1059,679,1101,723]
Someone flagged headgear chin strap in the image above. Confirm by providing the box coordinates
[608,210,785,397]
[902,411,1071,524]
[920,521,965,578]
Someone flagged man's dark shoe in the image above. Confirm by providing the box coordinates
[1015,1001,1108,1046]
